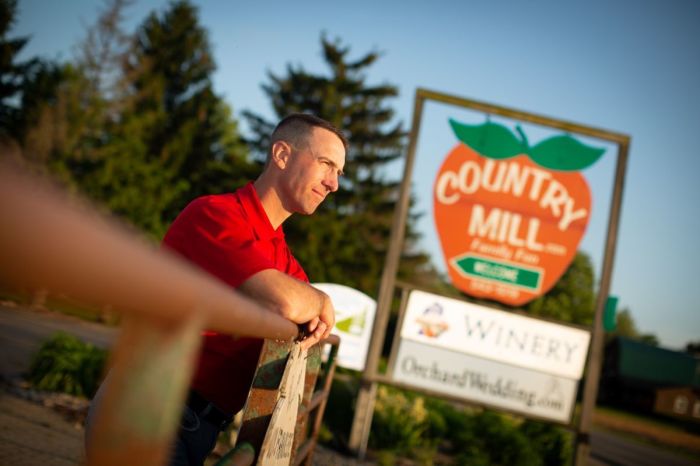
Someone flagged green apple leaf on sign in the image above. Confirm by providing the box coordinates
[530,135,605,171]
[449,119,525,159]
[449,117,605,171]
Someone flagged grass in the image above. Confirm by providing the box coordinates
[595,405,696,433]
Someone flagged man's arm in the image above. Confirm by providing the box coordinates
[238,269,334,349]
[163,197,332,347]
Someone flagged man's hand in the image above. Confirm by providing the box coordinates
[239,269,336,347]
[299,317,325,350]
[298,295,335,350]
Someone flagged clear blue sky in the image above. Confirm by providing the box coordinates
[13,0,700,349]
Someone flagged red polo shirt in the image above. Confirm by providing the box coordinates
[162,182,307,415]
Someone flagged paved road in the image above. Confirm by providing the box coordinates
[0,304,118,379]
[591,430,700,466]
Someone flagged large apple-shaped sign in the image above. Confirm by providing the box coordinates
[433,119,604,306]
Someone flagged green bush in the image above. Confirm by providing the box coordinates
[519,420,572,466]
[417,397,571,466]
[370,385,432,454]
[454,410,541,466]
[28,332,108,398]
[321,374,571,465]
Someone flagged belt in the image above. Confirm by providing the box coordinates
[186,390,233,430]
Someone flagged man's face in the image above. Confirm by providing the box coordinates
[281,127,346,215]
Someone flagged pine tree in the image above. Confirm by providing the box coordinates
[125,0,254,228]
[17,0,252,238]
[244,36,430,296]
[0,0,37,138]
[15,0,131,175]
[18,0,138,206]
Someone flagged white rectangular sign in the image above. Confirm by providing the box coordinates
[393,339,577,423]
[313,283,376,371]
[401,290,590,379]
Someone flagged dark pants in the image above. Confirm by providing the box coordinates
[169,404,222,466]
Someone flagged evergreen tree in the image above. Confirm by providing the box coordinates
[125,0,254,228]
[0,0,37,138]
[17,0,252,238]
[18,0,135,202]
[244,36,430,296]
[605,307,659,346]
[684,341,700,356]
[12,59,65,148]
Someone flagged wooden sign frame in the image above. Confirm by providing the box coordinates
[349,88,630,465]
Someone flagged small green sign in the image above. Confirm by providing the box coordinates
[603,295,618,331]
[453,255,541,290]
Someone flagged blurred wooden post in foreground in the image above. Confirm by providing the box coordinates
[0,160,299,466]
[227,335,340,466]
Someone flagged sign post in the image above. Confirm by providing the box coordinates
[348,94,425,458]
[575,141,628,465]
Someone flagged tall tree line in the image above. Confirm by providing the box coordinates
[2,0,254,238]
[2,0,432,299]
[1,0,35,137]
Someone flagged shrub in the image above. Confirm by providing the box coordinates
[28,332,108,398]
[454,410,541,466]
[321,378,570,465]
[519,420,572,466]
[370,385,430,454]
[424,396,465,440]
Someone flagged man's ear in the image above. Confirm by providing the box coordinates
[270,141,292,169]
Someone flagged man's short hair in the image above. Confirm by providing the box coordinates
[269,113,348,160]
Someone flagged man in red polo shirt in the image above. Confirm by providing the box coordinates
[162,113,347,466]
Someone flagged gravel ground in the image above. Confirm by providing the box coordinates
[0,382,86,466]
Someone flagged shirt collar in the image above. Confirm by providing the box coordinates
[238,182,284,241]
